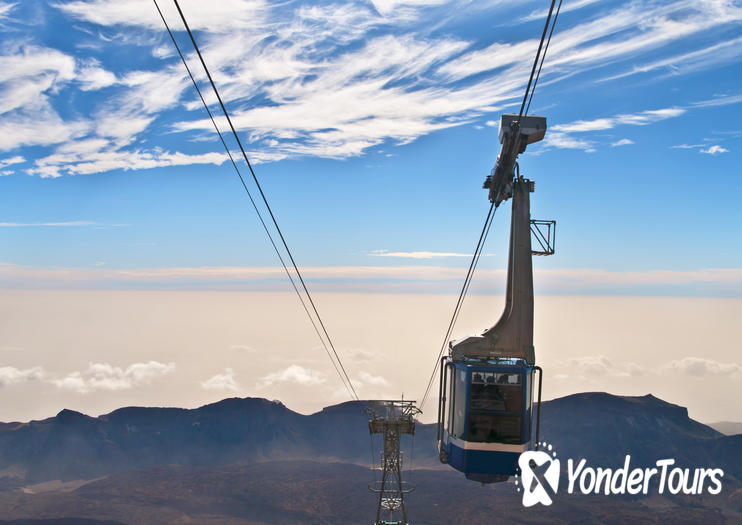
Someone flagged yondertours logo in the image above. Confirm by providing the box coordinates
[514,442,725,507]
[515,442,560,507]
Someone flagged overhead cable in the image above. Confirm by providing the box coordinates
[419,203,496,410]
[418,0,564,410]
[517,0,558,120]
[155,0,358,400]
[151,0,355,400]
[526,0,564,116]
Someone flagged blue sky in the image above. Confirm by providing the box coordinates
[1,0,742,421]
[1,0,741,295]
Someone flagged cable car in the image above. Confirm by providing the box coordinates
[437,356,542,483]
[435,116,553,483]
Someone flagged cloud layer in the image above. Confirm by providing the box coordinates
[201,368,240,391]
[0,366,44,387]
[0,0,738,177]
[1,263,741,296]
[52,361,175,393]
[258,364,326,388]
[554,355,741,381]
[0,361,175,394]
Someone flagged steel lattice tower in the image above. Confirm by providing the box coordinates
[367,400,420,525]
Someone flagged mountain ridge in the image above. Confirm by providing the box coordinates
[0,392,738,487]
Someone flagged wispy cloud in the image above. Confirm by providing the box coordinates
[77,59,117,91]
[518,0,604,23]
[1,0,733,175]
[0,155,24,169]
[671,143,709,150]
[445,1,742,89]
[0,365,44,387]
[693,92,742,108]
[553,355,742,381]
[541,132,596,153]
[201,368,240,391]
[0,361,175,392]
[229,344,256,353]
[552,108,685,133]
[55,0,270,32]
[27,149,228,178]
[0,43,89,154]
[557,355,640,380]
[357,371,389,386]
[258,364,325,387]
[700,145,729,155]
[52,361,175,394]
[0,2,17,20]
[369,250,478,259]
[0,221,95,227]
[544,107,684,152]
[662,357,741,377]
[370,0,448,17]
[0,103,91,153]
[601,35,742,82]
[673,141,730,155]
[1,263,741,295]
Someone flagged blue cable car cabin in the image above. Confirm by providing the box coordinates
[433,123,554,483]
[437,357,542,483]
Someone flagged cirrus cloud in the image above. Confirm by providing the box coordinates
[0,0,737,174]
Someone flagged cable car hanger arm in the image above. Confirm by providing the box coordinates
[483,114,547,207]
[450,114,547,364]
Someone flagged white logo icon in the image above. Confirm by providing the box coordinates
[514,444,723,504]
[517,443,560,507]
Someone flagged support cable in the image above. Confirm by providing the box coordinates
[517,0,557,121]
[156,0,358,400]
[151,0,355,399]
[525,0,564,116]
[419,203,496,410]
[447,202,496,338]
[418,0,563,409]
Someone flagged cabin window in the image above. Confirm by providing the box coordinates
[468,370,525,444]
[452,368,467,438]
[445,364,453,436]
[470,372,523,412]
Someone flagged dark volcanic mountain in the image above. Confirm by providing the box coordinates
[0,393,739,486]
[0,392,740,523]
[540,393,740,475]
[0,398,382,482]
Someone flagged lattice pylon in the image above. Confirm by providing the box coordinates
[367,400,420,525]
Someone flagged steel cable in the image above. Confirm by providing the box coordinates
[418,202,496,410]
[418,0,563,410]
[155,0,358,400]
[526,0,564,116]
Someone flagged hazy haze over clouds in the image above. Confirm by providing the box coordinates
[0,291,739,424]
